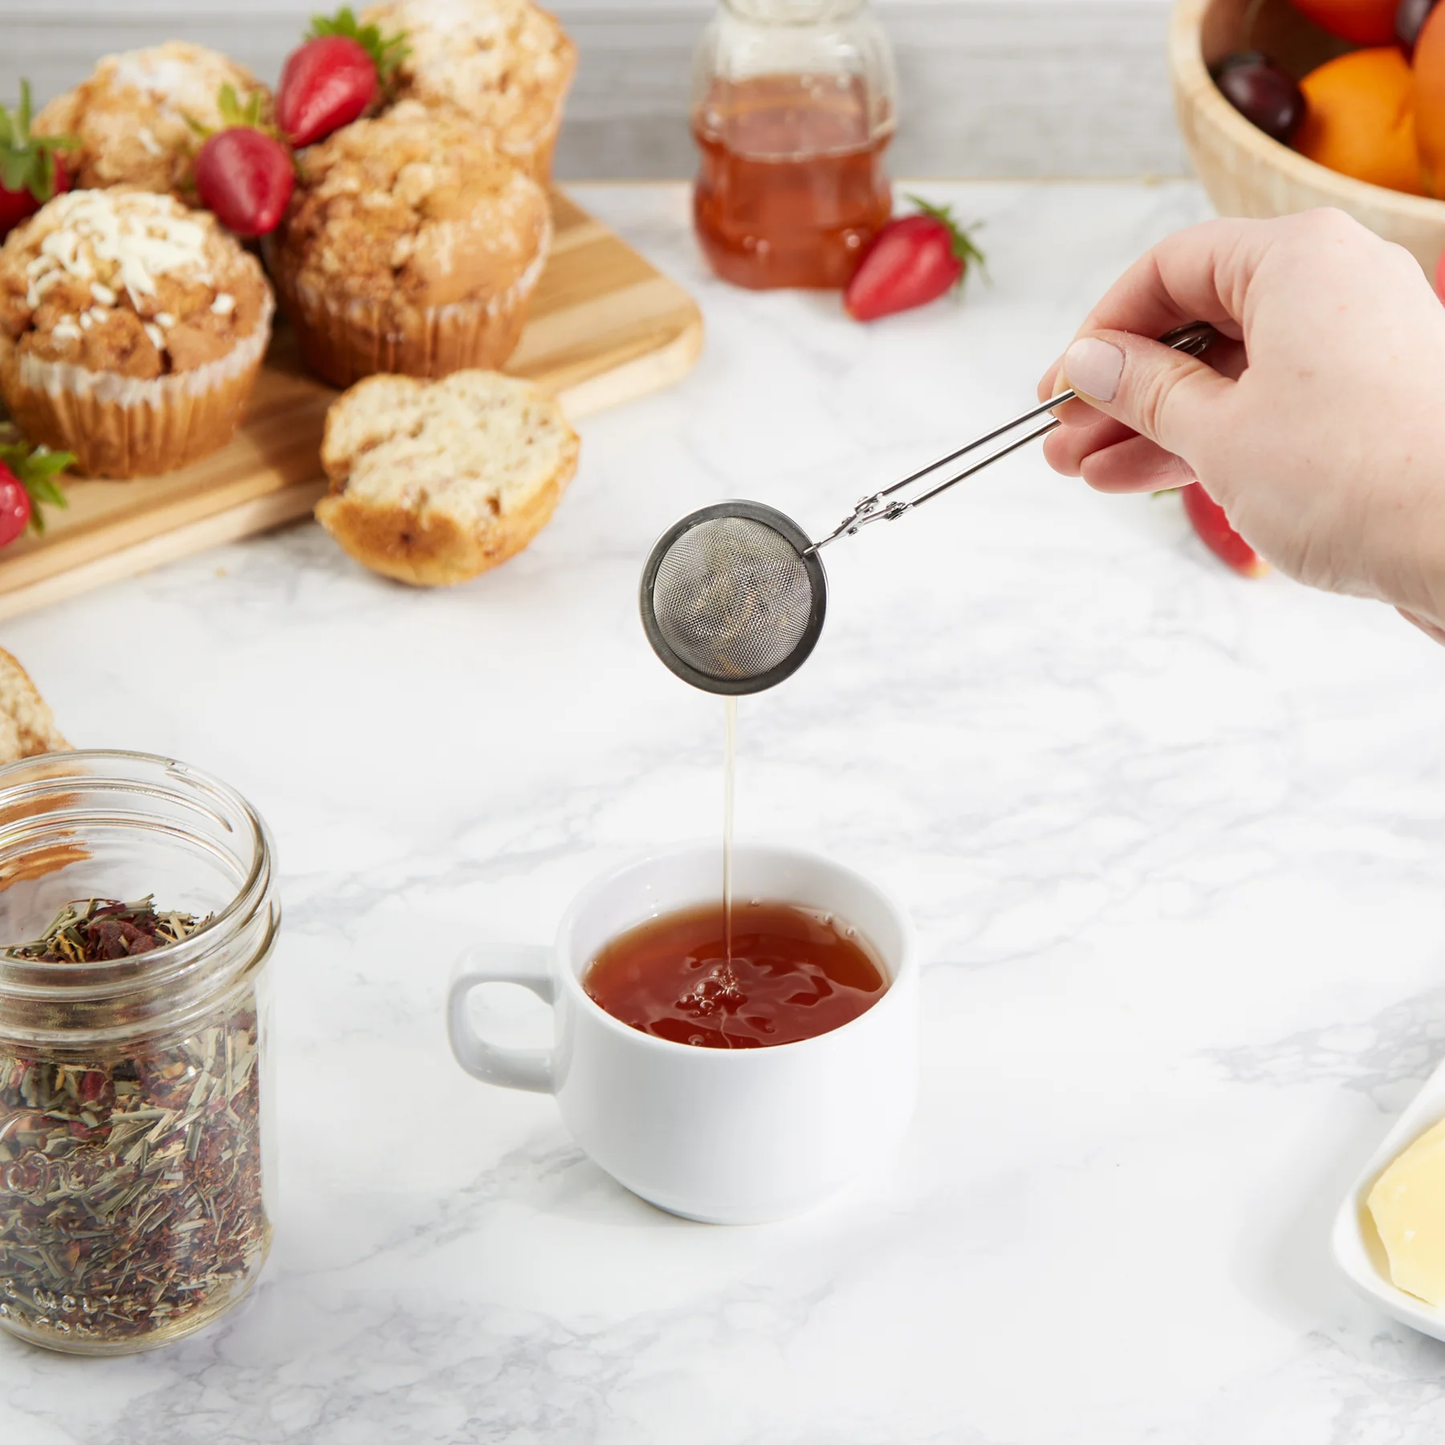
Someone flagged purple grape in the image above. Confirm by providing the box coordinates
[1398,0,1440,56]
[1211,51,1307,147]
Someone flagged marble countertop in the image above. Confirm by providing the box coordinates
[3,181,1445,1443]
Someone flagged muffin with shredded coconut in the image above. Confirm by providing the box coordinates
[34,42,274,199]
[361,0,575,181]
[0,189,273,477]
[267,100,549,387]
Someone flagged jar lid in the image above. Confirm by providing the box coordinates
[722,0,867,22]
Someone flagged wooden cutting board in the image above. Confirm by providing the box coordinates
[0,190,703,621]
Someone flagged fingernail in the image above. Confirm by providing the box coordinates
[1062,337,1124,403]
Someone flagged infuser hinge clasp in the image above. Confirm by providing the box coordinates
[810,494,912,552]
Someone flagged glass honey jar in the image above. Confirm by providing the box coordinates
[691,0,899,289]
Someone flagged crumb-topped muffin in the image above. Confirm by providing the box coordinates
[317,369,578,585]
[0,189,274,477]
[267,100,550,387]
[34,42,273,198]
[360,0,576,181]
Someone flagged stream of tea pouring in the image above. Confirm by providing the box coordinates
[723,694,736,962]
[639,322,1221,696]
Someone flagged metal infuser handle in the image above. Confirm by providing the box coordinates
[808,321,1221,553]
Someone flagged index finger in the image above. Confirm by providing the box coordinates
[1071,215,1263,345]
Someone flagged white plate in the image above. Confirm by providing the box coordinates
[1332,1056,1445,1341]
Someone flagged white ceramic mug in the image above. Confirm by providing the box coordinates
[447,843,919,1224]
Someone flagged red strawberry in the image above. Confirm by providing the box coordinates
[844,196,986,322]
[276,8,410,148]
[0,441,72,547]
[1181,482,1267,577]
[192,86,294,238]
[277,37,375,147]
[196,131,293,236]
[0,81,78,240]
[0,472,31,547]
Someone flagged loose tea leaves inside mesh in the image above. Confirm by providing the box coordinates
[0,898,270,1348]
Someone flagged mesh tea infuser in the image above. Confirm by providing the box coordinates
[640,322,1220,694]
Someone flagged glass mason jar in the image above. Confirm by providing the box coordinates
[691,0,898,289]
[0,752,278,1355]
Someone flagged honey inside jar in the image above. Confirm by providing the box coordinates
[692,72,895,289]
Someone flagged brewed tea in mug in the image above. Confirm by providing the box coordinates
[583,899,887,1048]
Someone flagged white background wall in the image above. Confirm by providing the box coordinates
[2,0,1186,178]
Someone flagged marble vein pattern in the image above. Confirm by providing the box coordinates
[4,182,1445,1442]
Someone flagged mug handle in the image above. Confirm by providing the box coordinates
[447,943,557,1094]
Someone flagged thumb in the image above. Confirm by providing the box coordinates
[1060,330,1233,459]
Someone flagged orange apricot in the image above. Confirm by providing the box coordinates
[1285,0,1399,44]
[1415,4,1445,195]
[1295,47,1423,194]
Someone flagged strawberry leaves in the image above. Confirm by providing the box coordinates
[185,83,274,142]
[0,81,78,206]
[0,441,72,536]
[217,83,268,133]
[307,7,410,81]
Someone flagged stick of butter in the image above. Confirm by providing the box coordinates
[1368,1115,1445,1306]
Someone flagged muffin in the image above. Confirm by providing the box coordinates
[0,189,274,478]
[267,101,550,388]
[317,369,579,586]
[34,42,273,198]
[361,0,576,181]
[0,648,67,764]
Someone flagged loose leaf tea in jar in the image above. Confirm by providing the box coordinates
[0,755,279,1355]
[1,901,267,1346]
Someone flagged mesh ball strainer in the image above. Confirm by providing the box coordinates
[640,323,1220,695]
[640,502,827,695]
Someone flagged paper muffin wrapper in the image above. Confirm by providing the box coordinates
[269,231,551,391]
[0,294,275,480]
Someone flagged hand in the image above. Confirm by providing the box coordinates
[1037,208,1445,634]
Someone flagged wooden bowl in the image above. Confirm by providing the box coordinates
[1169,0,1445,271]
